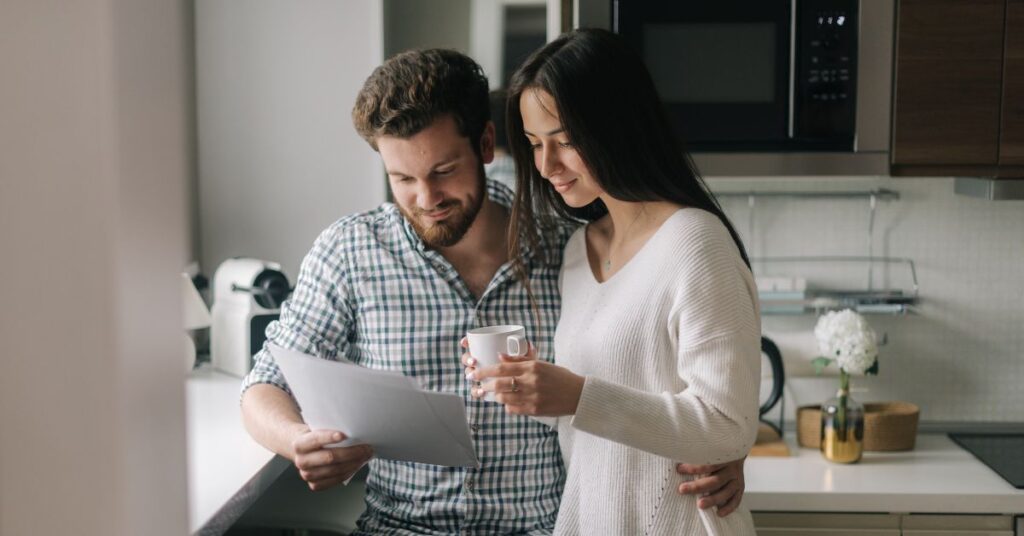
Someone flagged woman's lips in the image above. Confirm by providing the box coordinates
[552,179,577,193]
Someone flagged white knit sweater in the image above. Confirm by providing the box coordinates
[552,208,761,536]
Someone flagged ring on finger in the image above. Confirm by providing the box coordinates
[510,376,519,393]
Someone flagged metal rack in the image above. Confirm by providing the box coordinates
[715,189,918,315]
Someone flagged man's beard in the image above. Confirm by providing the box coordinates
[399,163,486,248]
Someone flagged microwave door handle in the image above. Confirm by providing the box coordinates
[788,0,797,139]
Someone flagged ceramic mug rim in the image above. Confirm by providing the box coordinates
[466,324,524,336]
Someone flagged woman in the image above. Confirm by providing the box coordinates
[466,29,761,535]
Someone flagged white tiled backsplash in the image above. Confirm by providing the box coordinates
[708,176,1024,424]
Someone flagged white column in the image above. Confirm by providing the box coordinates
[196,0,387,279]
[0,0,192,534]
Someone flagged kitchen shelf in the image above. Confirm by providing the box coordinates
[754,256,918,316]
[714,189,919,316]
[716,188,900,201]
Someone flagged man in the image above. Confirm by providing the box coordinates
[241,48,747,534]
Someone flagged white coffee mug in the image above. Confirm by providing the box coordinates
[466,324,528,401]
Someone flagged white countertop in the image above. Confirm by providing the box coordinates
[187,366,1024,534]
[746,434,1024,514]
[186,365,289,536]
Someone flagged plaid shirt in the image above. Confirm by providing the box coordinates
[483,154,516,193]
[243,180,574,535]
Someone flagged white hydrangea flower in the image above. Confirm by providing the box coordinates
[813,309,878,375]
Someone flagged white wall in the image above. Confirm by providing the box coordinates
[196,0,386,279]
[0,0,191,534]
[708,176,1024,425]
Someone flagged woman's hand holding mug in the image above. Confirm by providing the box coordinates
[463,325,528,402]
[461,335,585,417]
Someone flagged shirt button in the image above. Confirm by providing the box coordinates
[465,477,474,491]
[470,424,480,432]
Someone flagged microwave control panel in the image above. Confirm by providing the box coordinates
[795,0,858,146]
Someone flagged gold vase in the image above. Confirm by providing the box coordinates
[820,371,864,463]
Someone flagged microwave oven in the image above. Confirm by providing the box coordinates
[575,0,895,176]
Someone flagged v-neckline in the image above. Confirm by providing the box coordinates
[583,208,685,286]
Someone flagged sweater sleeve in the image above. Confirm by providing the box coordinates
[568,220,761,465]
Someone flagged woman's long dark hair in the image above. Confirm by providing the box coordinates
[507,29,750,295]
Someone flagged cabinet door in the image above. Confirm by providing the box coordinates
[903,532,1014,536]
[1000,0,1024,167]
[753,512,901,535]
[891,0,1005,170]
[758,531,899,536]
[902,513,1015,535]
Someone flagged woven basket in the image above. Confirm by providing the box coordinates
[797,401,920,451]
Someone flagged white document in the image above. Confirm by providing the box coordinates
[269,343,479,468]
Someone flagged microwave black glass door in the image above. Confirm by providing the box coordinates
[792,0,857,150]
[616,0,792,150]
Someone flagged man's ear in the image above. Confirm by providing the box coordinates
[479,121,496,165]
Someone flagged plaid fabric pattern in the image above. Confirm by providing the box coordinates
[484,155,517,193]
[243,180,573,535]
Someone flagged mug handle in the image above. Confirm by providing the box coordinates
[506,334,527,357]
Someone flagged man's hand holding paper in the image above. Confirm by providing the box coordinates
[269,344,479,468]
[291,429,374,491]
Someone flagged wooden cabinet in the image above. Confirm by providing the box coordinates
[891,0,1024,178]
[1002,0,1024,165]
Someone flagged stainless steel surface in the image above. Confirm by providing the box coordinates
[787,0,796,139]
[751,255,919,296]
[694,150,890,177]
[577,0,897,177]
[955,177,1024,200]
[715,188,899,200]
[855,0,895,153]
[750,255,919,316]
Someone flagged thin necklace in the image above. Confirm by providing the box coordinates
[603,210,644,271]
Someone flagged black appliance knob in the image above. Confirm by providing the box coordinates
[250,269,291,309]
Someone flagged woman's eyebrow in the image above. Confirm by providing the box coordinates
[523,127,566,137]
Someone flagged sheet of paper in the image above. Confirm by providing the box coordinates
[269,343,479,468]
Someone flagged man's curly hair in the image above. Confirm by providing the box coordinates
[352,49,491,155]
